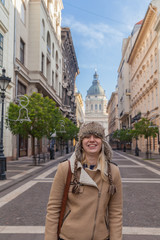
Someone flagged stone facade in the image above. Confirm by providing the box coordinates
[128,0,160,153]
[107,88,118,147]
[61,27,79,123]
[85,71,108,136]
[112,0,160,154]
[11,0,64,159]
[0,0,14,159]
[1,0,79,160]
[75,87,85,127]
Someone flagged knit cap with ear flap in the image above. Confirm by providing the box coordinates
[73,121,116,195]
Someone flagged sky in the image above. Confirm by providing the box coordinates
[61,0,151,102]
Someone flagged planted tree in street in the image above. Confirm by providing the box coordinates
[56,117,79,155]
[134,118,159,158]
[113,128,133,151]
[6,92,62,164]
[131,128,140,156]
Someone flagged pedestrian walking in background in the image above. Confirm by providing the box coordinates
[45,121,123,240]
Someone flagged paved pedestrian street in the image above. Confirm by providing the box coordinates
[0,151,160,240]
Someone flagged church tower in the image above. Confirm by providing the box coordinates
[85,71,108,136]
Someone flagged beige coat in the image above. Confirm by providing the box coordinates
[45,153,123,240]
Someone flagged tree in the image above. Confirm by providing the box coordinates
[112,128,133,151]
[6,93,62,164]
[134,118,159,157]
[56,118,79,154]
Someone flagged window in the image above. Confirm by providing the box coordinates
[0,34,3,67]
[155,49,158,68]
[59,82,61,97]
[20,38,25,64]
[52,71,54,87]
[150,56,153,76]
[41,53,44,73]
[47,31,51,54]
[95,104,97,110]
[18,81,26,95]
[152,91,154,109]
[56,50,58,63]
[20,1,26,24]
[42,19,45,40]
[55,74,58,93]
[52,43,54,58]
[99,104,101,110]
[148,94,150,111]
[156,87,158,106]
[91,104,93,111]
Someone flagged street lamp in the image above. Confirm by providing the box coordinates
[0,69,11,180]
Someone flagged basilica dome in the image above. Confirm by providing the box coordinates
[87,71,105,96]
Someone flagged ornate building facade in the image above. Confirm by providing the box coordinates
[12,0,64,158]
[85,71,108,136]
[0,0,14,160]
[0,0,79,160]
[61,27,79,123]
[128,0,160,153]
[75,87,85,127]
[107,87,118,148]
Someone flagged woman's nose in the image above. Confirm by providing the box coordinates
[89,135,95,141]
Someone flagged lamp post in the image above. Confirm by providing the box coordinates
[0,69,11,180]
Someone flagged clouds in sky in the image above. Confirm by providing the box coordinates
[62,0,152,99]
[62,15,124,49]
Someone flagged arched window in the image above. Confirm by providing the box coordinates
[56,50,58,63]
[47,31,51,54]
[42,19,45,40]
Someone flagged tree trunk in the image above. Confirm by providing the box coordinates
[146,137,149,159]
[32,136,36,165]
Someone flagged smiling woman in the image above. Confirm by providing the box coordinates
[45,121,123,240]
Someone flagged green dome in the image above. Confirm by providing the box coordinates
[87,72,105,96]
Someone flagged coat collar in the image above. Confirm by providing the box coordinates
[69,152,108,189]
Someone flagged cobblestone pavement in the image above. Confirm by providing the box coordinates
[0,150,160,239]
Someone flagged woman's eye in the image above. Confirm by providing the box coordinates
[85,135,91,138]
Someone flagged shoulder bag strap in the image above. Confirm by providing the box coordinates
[57,160,72,237]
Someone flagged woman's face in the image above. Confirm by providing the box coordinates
[82,134,102,156]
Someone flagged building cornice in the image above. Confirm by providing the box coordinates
[128,5,156,64]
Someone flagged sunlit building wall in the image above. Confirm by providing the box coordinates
[0,0,14,159]
[75,88,85,127]
[128,1,160,153]
[107,88,118,147]
[12,0,63,159]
